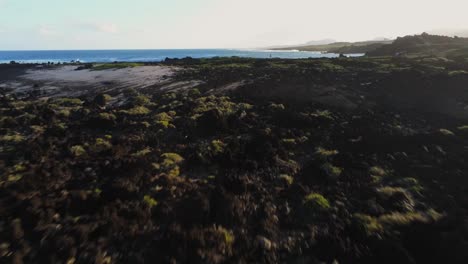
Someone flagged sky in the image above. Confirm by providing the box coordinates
[0,0,468,50]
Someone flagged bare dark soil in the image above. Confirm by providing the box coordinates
[1,57,468,263]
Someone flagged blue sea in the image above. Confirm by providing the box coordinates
[0,49,363,64]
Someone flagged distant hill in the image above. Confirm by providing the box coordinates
[367,33,468,58]
[263,39,336,50]
[272,40,393,54]
[428,28,468,38]
[272,33,468,58]
[302,39,336,46]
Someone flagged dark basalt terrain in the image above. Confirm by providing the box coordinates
[2,56,468,263]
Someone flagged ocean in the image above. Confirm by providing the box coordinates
[0,49,363,64]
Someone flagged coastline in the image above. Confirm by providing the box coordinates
[0,49,365,64]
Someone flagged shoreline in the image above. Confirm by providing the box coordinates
[0,49,365,65]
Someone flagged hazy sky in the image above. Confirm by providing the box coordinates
[1,0,467,50]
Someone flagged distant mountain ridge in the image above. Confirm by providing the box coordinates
[272,33,468,59]
[302,39,336,46]
[428,28,468,38]
[263,39,336,50]
[367,33,468,58]
[272,40,393,54]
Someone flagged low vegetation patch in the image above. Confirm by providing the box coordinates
[120,106,151,115]
[143,195,158,208]
[70,145,86,157]
[304,192,331,210]
[321,163,343,179]
[92,62,145,70]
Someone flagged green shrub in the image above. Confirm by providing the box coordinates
[321,163,343,179]
[211,140,225,154]
[162,92,177,101]
[1,133,25,143]
[191,96,252,118]
[398,177,419,186]
[164,167,180,178]
[377,186,406,198]
[11,101,30,109]
[161,153,184,164]
[304,192,331,210]
[269,103,285,111]
[0,116,17,127]
[159,153,184,177]
[275,158,300,175]
[394,178,424,194]
[377,211,441,226]
[196,140,227,162]
[282,138,296,145]
[154,112,173,122]
[120,106,150,115]
[57,109,71,117]
[133,95,151,106]
[132,148,152,157]
[377,186,415,212]
[154,112,173,128]
[216,226,235,246]
[439,128,455,136]
[320,62,345,71]
[70,145,86,157]
[30,125,45,135]
[93,62,144,71]
[92,138,112,152]
[279,174,294,185]
[3,164,27,182]
[52,122,67,132]
[156,120,171,128]
[310,110,333,120]
[448,70,468,76]
[7,174,23,182]
[379,212,421,226]
[369,166,387,176]
[12,164,26,172]
[94,94,112,107]
[188,88,201,97]
[124,88,139,97]
[353,214,383,235]
[53,98,83,106]
[98,112,117,121]
[315,147,339,159]
[143,195,158,208]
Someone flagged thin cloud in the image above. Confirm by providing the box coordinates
[96,23,118,33]
[79,22,119,34]
[38,26,58,37]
